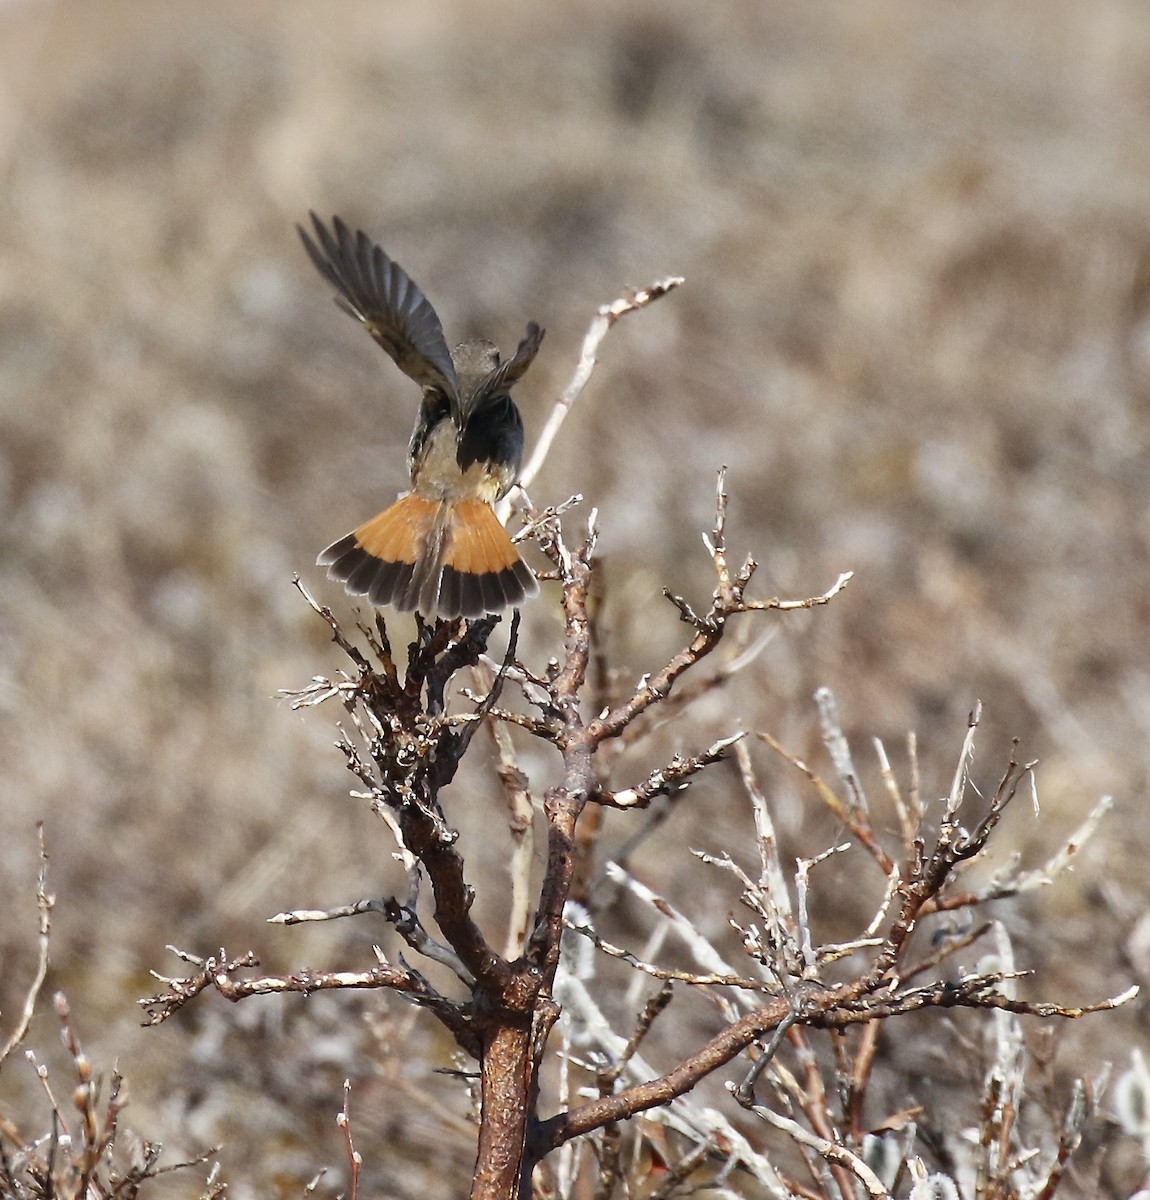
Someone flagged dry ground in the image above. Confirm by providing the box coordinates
[1,1,1149,1196]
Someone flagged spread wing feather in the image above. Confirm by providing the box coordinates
[299,213,460,413]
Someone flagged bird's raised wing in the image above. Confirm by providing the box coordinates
[299,213,459,411]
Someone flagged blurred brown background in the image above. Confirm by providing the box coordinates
[1,1,1148,1196]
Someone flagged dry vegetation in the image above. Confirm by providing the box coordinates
[2,1,1150,1197]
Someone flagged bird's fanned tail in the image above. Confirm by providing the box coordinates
[317,495,537,620]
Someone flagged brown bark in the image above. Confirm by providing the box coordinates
[473,1016,535,1200]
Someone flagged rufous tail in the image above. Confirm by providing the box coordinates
[317,494,537,619]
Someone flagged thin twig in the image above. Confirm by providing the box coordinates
[732,1093,891,1198]
[381,894,475,985]
[337,1080,362,1200]
[515,276,684,495]
[0,824,53,1069]
[598,732,745,808]
[138,947,473,1044]
[756,730,895,874]
[564,920,777,992]
[269,898,389,925]
[599,983,675,1091]
[471,664,537,959]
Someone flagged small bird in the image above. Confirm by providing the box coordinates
[299,213,541,620]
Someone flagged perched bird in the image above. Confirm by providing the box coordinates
[299,213,541,620]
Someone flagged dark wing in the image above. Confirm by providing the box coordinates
[298,213,459,410]
[462,322,544,421]
[456,391,525,477]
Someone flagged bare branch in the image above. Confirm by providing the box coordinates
[815,686,868,817]
[733,1090,891,1198]
[874,734,917,852]
[757,729,896,874]
[269,897,389,925]
[337,1080,363,1200]
[795,843,852,976]
[602,863,747,991]
[515,276,684,495]
[945,700,983,820]
[269,851,482,984]
[472,665,537,959]
[0,823,53,1069]
[564,919,777,992]
[594,572,848,746]
[728,570,853,614]
[978,793,1113,902]
[598,731,745,808]
[510,493,584,543]
[598,982,675,1090]
[533,969,1134,1156]
[138,946,475,1046]
[381,893,475,985]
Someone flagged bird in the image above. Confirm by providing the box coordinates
[299,213,541,621]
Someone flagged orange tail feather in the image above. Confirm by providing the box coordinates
[317,495,537,619]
